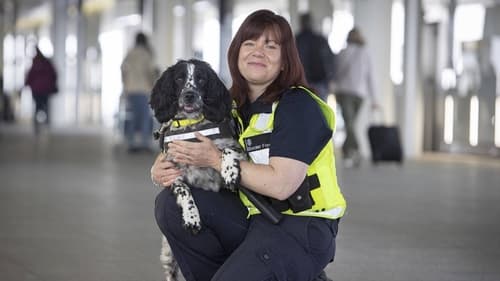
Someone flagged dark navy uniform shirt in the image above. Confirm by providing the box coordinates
[239,88,332,165]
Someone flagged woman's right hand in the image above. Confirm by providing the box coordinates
[151,153,182,187]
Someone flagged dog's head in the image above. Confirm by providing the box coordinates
[150,59,232,124]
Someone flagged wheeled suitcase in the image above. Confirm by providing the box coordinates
[367,125,403,164]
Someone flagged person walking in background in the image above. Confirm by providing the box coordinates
[295,13,336,101]
[334,27,379,168]
[121,32,157,153]
[25,47,58,135]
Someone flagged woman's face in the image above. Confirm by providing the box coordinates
[238,32,282,91]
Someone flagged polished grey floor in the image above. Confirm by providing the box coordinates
[1,123,499,281]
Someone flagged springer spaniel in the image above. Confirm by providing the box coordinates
[150,59,245,281]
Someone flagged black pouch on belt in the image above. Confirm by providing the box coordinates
[287,176,315,213]
[270,174,320,213]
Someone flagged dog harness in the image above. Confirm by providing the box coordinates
[234,87,346,220]
[154,117,237,152]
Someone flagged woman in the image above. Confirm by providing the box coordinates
[152,10,346,281]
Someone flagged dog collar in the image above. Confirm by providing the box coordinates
[172,116,205,128]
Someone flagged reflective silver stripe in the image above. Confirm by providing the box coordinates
[254,113,272,131]
[298,206,345,219]
[248,148,269,164]
[247,206,345,219]
[164,128,220,143]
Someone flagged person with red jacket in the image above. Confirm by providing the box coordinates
[25,47,58,134]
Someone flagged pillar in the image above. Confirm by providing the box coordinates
[351,0,394,157]
[402,0,424,157]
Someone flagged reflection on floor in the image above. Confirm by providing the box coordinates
[1,123,499,281]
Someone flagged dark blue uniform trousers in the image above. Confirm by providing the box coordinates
[155,187,339,281]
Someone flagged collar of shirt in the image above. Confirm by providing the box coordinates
[240,97,272,128]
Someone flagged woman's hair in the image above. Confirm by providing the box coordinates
[227,9,307,108]
[346,27,365,46]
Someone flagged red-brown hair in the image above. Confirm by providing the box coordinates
[227,9,307,109]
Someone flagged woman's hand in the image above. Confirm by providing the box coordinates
[151,153,182,187]
[167,132,222,171]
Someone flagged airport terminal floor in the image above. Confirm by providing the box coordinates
[1,122,500,281]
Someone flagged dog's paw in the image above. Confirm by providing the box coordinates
[225,183,237,192]
[181,203,202,234]
[183,217,202,235]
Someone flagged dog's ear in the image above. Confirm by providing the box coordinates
[201,62,232,123]
[149,64,179,123]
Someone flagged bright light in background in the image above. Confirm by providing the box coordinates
[65,34,78,57]
[173,5,186,17]
[469,95,479,146]
[441,68,456,90]
[192,1,220,72]
[38,36,53,57]
[3,34,15,92]
[193,0,211,12]
[99,30,124,127]
[495,97,500,147]
[390,0,404,85]
[327,94,337,113]
[444,95,454,144]
[330,10,353,53]
[14,35,26,91]
[454,4,485,42]
[203,19,220,73]
[232,15,246,38]
[454,4,485,74]
[114,14,141,27]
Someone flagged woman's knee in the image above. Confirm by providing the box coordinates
[154,188,181,235]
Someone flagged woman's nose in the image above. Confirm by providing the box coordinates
[251,45,265,56]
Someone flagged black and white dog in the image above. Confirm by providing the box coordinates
[150,59,245,281]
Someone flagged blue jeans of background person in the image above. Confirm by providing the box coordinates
[155,188,339,281]
[124,93,152,149]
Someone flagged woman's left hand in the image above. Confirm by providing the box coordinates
[167,132,222,170]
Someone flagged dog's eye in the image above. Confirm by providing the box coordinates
[197,78,206,85]
[175,77,184,84]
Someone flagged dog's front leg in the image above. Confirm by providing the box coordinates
[171,179,202,234]
[160,235,181,281]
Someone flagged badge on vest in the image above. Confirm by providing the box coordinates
[243,133,271,152]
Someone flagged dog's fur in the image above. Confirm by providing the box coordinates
[150,59,245,281]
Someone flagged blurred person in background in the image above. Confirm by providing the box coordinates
[25,47,58,135]
[295,13,336,102]
[334,27,379,167]
[121,32,157,152]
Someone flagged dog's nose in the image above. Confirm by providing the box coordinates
[182,92,197,104]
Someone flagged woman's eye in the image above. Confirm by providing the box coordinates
[242,41,255,47]
[265,41,279,49]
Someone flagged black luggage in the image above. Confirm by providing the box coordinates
[367,125,403,164]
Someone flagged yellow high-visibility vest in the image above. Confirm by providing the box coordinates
[234,86,346,219]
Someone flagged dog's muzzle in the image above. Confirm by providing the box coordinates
[179,90,202,113]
